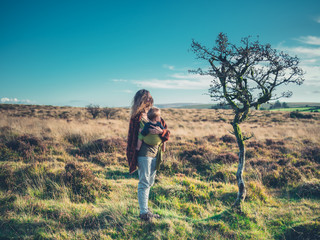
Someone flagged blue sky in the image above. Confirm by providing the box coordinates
[0,0,320,107]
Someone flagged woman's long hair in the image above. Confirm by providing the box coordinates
[130,89,153,119]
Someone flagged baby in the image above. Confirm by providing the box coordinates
[136,107,166,151]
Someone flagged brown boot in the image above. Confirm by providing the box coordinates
[139,212,153,222]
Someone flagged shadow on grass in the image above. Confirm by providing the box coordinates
[155,209,231,224]
[105,169,139,180]
[0,219,48,239]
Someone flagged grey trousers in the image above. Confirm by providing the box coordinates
[137,156,157,214]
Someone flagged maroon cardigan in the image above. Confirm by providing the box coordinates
[126,113,170,174]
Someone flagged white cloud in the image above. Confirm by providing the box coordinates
[315,16,320,23]
[163,64,175,70]
[1,97,10,102]
[299,65,320,86]
[1,97,32,104]
[282,46,320,57]
[122,90,133,93]
[133,73,212,89]
[277,39,320,86]
[112,79,127,82]
[301,59,317,64]
[296,36,320,45]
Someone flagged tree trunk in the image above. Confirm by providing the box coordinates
[232,122,246,211]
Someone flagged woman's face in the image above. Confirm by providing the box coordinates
[146,93,152,103]
[144,93,153,112]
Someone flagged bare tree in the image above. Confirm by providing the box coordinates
[102,107,119,119]
[190,33,304,211]
[86,104,101,119]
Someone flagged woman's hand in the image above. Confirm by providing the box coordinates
[149,126,163,135]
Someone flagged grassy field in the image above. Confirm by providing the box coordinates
[0,104,320,239]
[270,107,320,112]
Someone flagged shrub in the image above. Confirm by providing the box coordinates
[89,153,118,167]
[0,162,110,201]
[246,181,269,202]
[86,104,101,119]
[160,160,183,176]
[65,133,85,146]
[290,181,320,199]
[289,111,313,119]
[277,158,289,166]
[0,143,20,161]
[180,148,207,159]
[0,163,61,198]
[5,134,47,160]
[300,165,320,179]
[262,167,302,188]
[63,162,111,203]
[246,148,258,159]
[211,171,225,182]
[102,108,120,119]
[220,135,237,144]
[179,202,204,218]
[0,164,17,191]
[265,139,289,155]
[59,111,70,119]
[262,170,282,188]
[180,148,237,172]
[180,147,215,173]
[79,138,126,156]
[247,140,264,148]
[180,180,211,204]
[302,146,320,163]
[188,155,208,172]
[284,221,320,240]
[0,193,16,213]
[204,135,218,143]
[211,170,236,183]
[215,152,238,164]
[281,166,302,185]
[0,104,15,110]
[265,139,285,146]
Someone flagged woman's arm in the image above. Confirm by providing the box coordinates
[148,126,163,135]
[126,114,142,174]
[136,138,142,150]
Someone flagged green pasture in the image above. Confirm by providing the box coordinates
[270,107,320,112]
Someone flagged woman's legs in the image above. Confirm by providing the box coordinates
[137,156,157,214]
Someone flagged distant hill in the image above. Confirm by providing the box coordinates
[1,102,319,110]
[157,102,320,110]
[155,103,213,109]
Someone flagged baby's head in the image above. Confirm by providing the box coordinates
[147,107,161,122]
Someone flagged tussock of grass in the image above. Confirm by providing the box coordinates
[64,162,111,203]
[289,180,320,199]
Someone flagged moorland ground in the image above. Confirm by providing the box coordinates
[0,104,320,239]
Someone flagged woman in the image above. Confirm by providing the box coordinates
[126,89,170,221]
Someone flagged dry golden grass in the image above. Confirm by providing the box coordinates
[0,116,128,142]
[1,105,319,144]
